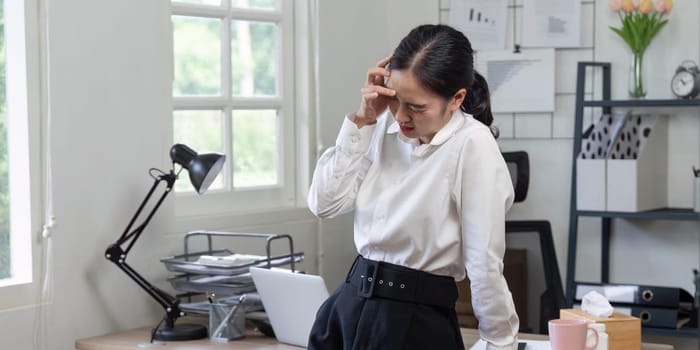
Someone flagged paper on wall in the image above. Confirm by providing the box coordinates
[449,0,508,51]
[474,49,555,113]
[522,0,581,48]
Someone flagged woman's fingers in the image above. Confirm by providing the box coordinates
[366,66,390,85]
[361,85,395,98]
[356,55,394,122]
[376,55,392,68]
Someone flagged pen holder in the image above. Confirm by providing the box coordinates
[695,177,700,213]
[209,302,245,342]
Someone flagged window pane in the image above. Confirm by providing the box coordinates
[232,110,278,187]
[173,16,221,96]
[231,0,277,10]
[173,0,221,5]
[231,20,276,97]
[0,1,8,279]
[173,110,224,192]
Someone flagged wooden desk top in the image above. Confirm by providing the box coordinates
[75,327,672,350]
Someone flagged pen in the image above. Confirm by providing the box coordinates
[212,294,247,338]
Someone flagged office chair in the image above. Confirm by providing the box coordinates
[502,151,567,334]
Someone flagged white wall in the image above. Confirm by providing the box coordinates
[0,0,696,349]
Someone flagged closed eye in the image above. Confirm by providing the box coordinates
[408,104,426,112]
[393,96,426,112]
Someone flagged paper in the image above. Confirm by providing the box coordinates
[608,114,659,160]
[474,49,555,113]
[197,253,265,267]
[581,290,614,317]
[579,112,628,160]
[470,340,551,350]
[522,0,581,48]
[449,0,508,51]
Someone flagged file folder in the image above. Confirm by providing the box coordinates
[615,305,692,329]
[575,283,693,309]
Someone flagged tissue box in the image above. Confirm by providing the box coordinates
[560,308,640,350]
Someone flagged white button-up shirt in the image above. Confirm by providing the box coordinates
[308,109,519,350]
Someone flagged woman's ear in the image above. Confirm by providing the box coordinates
[449,88,467,112]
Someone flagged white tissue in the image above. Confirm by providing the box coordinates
[581,290,614,317]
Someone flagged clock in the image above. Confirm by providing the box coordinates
[671,60,700,99]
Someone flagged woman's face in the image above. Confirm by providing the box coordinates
[386,69,465,144]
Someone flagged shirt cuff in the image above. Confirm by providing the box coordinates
[335,113,376,155]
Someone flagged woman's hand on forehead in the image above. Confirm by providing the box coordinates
[355,55,396,127]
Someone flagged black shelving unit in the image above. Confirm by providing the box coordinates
[567,61,700,338]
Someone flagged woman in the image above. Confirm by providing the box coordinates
[307,24,519,350]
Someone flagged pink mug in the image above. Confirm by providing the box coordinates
[548,319,598,350]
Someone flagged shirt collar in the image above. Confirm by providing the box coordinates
[387,109,466,147]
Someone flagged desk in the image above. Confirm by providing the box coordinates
[76,327,672,349]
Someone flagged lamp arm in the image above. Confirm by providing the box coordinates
[115,171,176,254]
[105,170,184,326]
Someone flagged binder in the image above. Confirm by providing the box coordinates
[572,303,692,329]
[575,282,694,309]
[614,305,691,329]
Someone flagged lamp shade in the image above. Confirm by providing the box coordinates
[170,144,225,194]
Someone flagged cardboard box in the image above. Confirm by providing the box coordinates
[560,308,641,350]
[577,158,607,211]
[576,112,627,211]
[606,115,668,212]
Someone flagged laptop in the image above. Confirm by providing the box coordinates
[249,267,329,347]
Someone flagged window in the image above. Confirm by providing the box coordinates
[0,0,41,308]
[0,0,8,280]
[171,0,296,215]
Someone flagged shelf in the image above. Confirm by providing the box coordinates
[568,61,700,339]
[582,99,700,108]
[576,208,700,221]
[642,327,699,337]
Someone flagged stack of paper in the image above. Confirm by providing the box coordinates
[196,253,264,267]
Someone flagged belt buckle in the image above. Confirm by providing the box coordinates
[358,259,379,298]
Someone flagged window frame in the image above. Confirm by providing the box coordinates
[0,0,42,309]
[170,1,297,216]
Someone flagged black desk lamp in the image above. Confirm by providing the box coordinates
[105,144,225,341]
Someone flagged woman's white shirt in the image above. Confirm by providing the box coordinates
[308,109,519,350]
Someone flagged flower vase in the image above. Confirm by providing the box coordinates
[628,51,647,98]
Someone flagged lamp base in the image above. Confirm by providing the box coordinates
[153,323,208,341]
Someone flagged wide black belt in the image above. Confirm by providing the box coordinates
[346,255,458,308]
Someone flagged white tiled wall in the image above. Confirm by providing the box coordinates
[440,2,700,348]
[439,0,596,139]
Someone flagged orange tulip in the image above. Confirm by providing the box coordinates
[610,0,670,59]
[653,0,673,13]
[609,0,623,11]
[621,0,635,13]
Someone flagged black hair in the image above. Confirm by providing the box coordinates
[389,24,495,134]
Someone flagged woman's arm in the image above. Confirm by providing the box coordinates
[307,113,381,218]
[454,127,519,350]
[308,56,395,218]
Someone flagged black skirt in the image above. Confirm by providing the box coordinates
[308,256,465,350]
